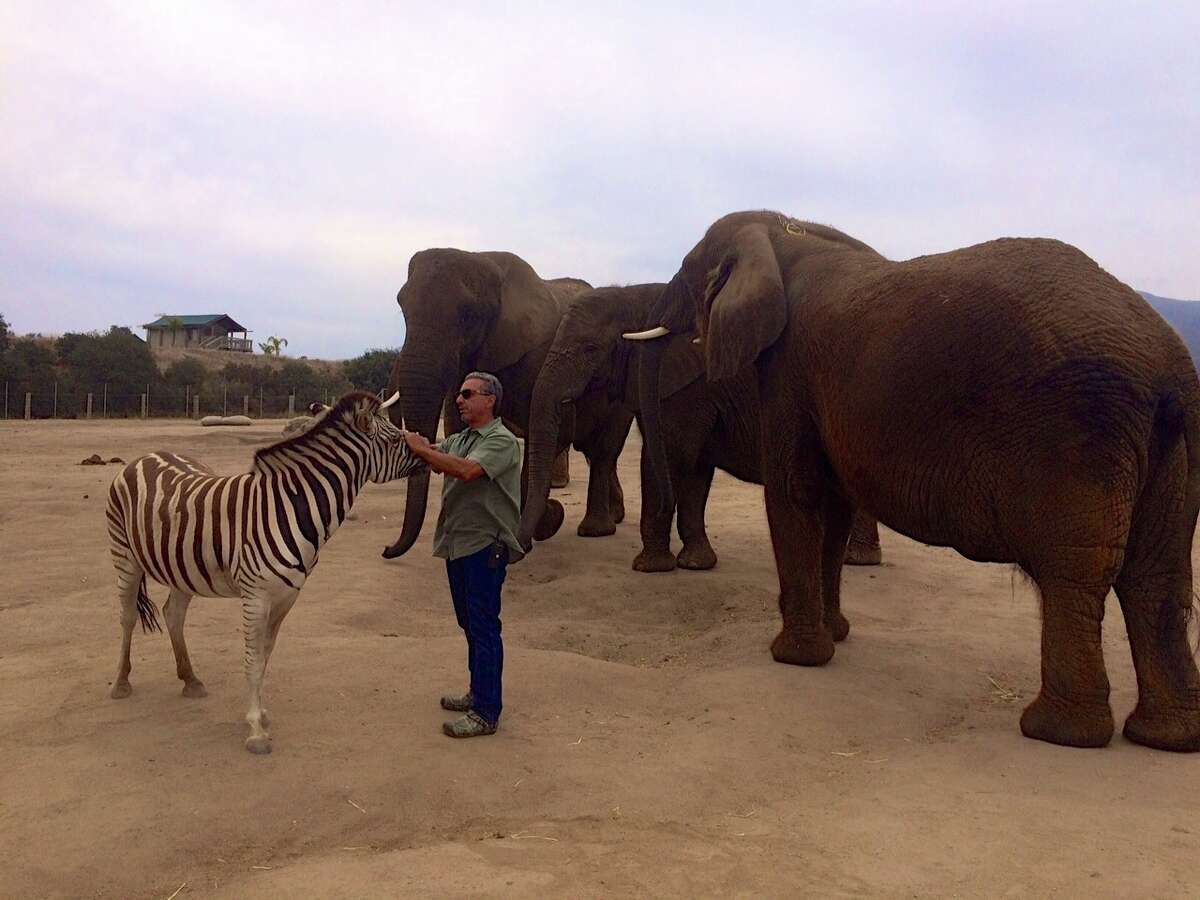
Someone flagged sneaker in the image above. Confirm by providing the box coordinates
[443,710,497,738]
[440,691,474,712]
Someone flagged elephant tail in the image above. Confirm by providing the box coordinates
[1159,379,1200,506]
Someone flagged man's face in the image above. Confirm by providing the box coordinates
[456,377,495,425]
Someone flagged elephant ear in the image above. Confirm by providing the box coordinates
[659,334,706,400]
[475,253,562,373]
[705,224,787,380]
[622,333,705,409]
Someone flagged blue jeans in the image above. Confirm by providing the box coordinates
[445,544,507,725]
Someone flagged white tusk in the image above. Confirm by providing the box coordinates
[621,325,670,341]
[691,337,702,344]
[378,390,400,410]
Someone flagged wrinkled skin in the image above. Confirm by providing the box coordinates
[521,283,881,572]
[382,249,606,559]
[637,210,1200,752]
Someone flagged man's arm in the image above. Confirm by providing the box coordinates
[403,432,486,482]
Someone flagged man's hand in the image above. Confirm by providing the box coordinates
[403,431,432,454]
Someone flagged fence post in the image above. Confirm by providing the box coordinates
[146,383,151,417]
[53,382,58,418]
[288,393,295,416]
[185,384,190,416]
[259,385,264,418]
[3,381,7,419]
[141,394,147,418]
[87,393,93,418]
[243,395,250,416]
[25,392,32,419]
[193,396,199,418]
[103,383,107,417]
[223,385,228,417]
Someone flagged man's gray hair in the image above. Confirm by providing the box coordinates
[465,371,503,413]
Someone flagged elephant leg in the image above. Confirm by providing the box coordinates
[1019,572,1115,749]
[633,443,676,573]
[820,494,854,642]
[551,449,570,489]
[763,462,834,667]
[845,510,882,566]
[608,469,625,525]
[578,453,618,537]
[675,464,717,571]
[1114,449,1200,752]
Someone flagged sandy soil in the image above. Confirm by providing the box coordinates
[2,418,1198,899]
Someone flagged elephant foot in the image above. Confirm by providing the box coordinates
[1019,690,1113,749]
[633,549,677,573]
[771,628,835,667]
[826,611,850,642]
[110,681,131,700]
[181,679,208,699]
[577,515,617,538]
[676,542,717,570]
[612,503,626,525]
[1122,702,1200,752]
[244,735,273,755]
[533,499,565,542]
[845,541,882,566]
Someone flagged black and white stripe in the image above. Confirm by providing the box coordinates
[105,390,423,753]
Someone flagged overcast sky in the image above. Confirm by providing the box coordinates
[2,2,1197,359]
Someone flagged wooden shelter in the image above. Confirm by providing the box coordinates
[143,314,252,352]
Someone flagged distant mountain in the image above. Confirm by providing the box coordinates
[1141,291,1200,365]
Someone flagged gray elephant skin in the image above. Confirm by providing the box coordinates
[520,282,882,571]
[636,210,1200,753]
[382,248,624,559]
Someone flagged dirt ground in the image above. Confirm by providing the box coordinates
[2,418,1199,899]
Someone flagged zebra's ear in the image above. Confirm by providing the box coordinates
[354,398,379,434]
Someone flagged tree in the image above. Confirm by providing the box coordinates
[259,335,288,356]
[156,314,186,347]
[343,348,400,393]
[0,312,10,357]
[164,358,207,387]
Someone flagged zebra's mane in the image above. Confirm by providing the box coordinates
[251,391,379,472]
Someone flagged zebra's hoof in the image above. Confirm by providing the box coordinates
[110,682,131,699]
[181,681,207,699]
[244,735,272,754]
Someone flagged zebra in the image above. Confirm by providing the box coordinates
[105,390,424,754]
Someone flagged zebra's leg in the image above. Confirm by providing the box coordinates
[110,565,142,699]
[163,589,206,698]
[241,590,273,753]
[258,589,300,730]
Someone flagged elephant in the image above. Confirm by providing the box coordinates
[382,248,624,559]
[631,210,1200,753]
[519,282,883,571]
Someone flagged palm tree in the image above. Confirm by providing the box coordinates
[156,314,186,347]
[259,335,289,357]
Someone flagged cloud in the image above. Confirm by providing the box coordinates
[2,1,1197,357]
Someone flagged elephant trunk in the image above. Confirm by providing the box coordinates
[636,338,674,517]
[518,355,583,549]
[635,275,694,517]
[381,361,453,560]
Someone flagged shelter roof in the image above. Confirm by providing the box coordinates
[143,314,249,331]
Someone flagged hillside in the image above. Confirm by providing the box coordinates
[1142,291,1200,364]
[149,346,348,378]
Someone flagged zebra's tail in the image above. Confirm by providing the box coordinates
[136,576,162,634]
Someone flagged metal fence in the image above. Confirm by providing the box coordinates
[2,382,343,420]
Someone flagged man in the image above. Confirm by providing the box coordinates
[402,371,523,738]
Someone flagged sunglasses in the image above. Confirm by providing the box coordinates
[457,388,492,400]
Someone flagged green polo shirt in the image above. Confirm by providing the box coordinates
[433,416,524,562]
